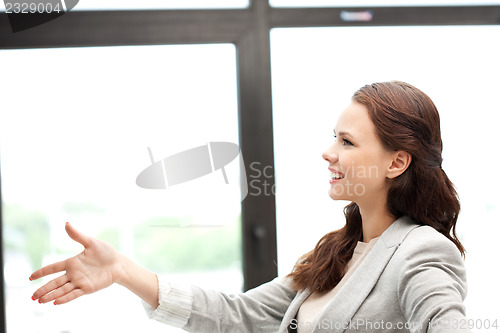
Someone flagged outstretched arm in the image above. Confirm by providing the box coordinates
[30,222,159,308]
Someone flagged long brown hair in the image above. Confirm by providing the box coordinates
[288,81,464,294]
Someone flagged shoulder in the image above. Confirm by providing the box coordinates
[395,224,463,263]
[385,222,470,328]
[389,223,467,299]
[381,216,464,264]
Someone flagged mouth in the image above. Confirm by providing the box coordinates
[329,169,345,183]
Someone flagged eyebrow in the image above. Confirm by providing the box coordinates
[333,129,354,138]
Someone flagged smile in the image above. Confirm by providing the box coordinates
[329,169,345,183]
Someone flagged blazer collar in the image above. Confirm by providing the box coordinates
[314,215,420,333]
[279,216,421,333]
[380,215,422,248]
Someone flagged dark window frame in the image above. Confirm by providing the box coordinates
[1,2,500,332]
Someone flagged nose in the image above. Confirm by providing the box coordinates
[322,145,339,163]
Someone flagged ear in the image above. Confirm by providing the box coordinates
[387,151,412,179]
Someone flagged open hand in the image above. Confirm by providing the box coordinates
[30,222,126,305]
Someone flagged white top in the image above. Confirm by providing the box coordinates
[296,236,380,333]
[143,278,193,328]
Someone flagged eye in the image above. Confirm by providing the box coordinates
[342,138,353,146]
[333,133,353,146]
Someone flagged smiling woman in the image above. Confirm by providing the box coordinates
[288,80,463,290]
[271,26,500,329]
[27,80,472,333]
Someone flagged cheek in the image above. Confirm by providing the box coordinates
[345,155,385,184]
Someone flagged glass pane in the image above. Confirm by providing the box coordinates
[0,44,242,333]
[0,0,249,11]
[72,0,248,10]
[270,0,500,8]
[271,25,500,330]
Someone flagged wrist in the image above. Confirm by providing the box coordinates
[115,253,132,287]
[114,254,159,308]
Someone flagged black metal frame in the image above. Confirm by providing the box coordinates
[1,2,500,332]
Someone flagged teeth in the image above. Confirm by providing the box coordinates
[330,172,344,179]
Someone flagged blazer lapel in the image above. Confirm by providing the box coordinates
[279,288,312,332]
[312,216,420,333]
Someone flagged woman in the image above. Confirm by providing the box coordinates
[30,81,470,332]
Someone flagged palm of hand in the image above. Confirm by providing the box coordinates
[66,242,119,293]
[30,223,124,305]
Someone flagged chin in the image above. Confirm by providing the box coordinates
[328,188,352,202]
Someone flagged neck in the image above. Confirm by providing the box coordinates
[357,200,396,243]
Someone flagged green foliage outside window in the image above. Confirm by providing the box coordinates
[2,203,50,271]
[133,216,242,273]
[2,202,241,274]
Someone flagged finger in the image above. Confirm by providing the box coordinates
[65,222,92,248]
[30,260,66,281]
[39,282,73,303]
[54,288,85,305]
[32,274,69,300]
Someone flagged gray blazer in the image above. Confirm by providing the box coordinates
[184,216,470,332]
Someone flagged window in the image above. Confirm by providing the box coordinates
[0,0,249,11]
[0,44,242,333]
[2,3,500,333]
[270,0,500,8]
[73,0,249,10]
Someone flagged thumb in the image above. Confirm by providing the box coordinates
[65,222,92,248]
